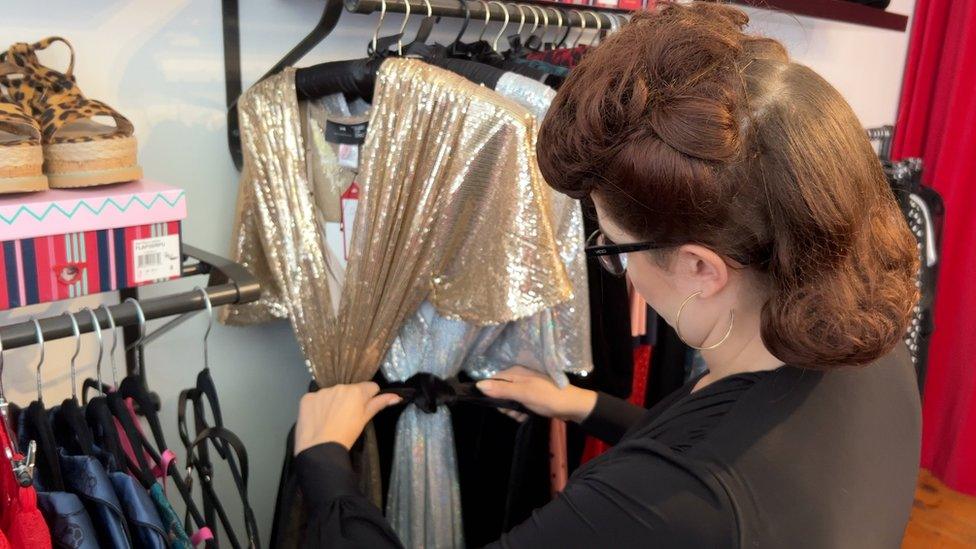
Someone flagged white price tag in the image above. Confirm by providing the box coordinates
[133,235,181,283]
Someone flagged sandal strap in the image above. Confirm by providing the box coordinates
[0,62,41,145]
[0,37,132,143]
[38,96,133,142]
[0,101,40,145]
[1,36,75,77]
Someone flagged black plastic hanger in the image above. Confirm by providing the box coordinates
[82,306,128,472]
[186,426,259,547]
[107,299,213,542]
[177,288,259,548]
[50,312,97,458]
[21,319,64,491]
[448,0,473,57]
[402,0,437,54]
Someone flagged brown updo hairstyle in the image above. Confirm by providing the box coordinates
[537,1,919,368]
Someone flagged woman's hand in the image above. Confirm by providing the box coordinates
[295,382,402,455]
[476,366,598,423]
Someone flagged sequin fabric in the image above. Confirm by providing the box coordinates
[222,60,575,542]
[377,63,590,548]
[221,68,381,502]
[495,72,556,121]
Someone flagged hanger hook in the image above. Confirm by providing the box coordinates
[490,2,510,51]
[100,304,119,388]
[423,0,432,18]
[32,318,44,402]
[63,311,81,400]
[372,0,388,54]
[546,7,562,45]
[396,0,411,55]
[538,6,549,36]
[588,11,602,47]
[616,14,629,31]
[569,9,585,47]
[195,287,214,371]
[82,308,104,396]
[527,5,540,35]
[476,0,492,42]
[124,297,146,375]
[511,4,526,35]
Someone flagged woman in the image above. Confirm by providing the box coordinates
[292,3,922,547]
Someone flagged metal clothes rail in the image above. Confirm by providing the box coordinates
[222,0,625,168]
[0,245,261,354]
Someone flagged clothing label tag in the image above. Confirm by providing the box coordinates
[340,182,360,260]
[133,235,180,283]
[338,143,360,169]
[326,120,368,145]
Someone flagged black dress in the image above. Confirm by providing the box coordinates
[294,345,921,548]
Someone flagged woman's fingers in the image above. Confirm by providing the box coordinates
[365,393,403,419]
[476,378,524,400]
[496,365,545,380]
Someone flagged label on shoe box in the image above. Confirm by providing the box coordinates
[133,234,181,282]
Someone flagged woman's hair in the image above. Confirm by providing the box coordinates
[538,1,919,368]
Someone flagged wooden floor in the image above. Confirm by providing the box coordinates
[904,470,976,548]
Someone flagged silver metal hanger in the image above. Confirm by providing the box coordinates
[33,318,45,402]
[569,9,585,48]
[82,308,104,395]
[100,304,119,388]
[371,0,389,53]
[395,0,411,55]
[489,1,510,51]
[64,312,81,400]
[195,287,214,371]
[125,298,147,377]
[476,0,492,43]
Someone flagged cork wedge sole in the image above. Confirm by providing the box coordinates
[45,134,142,188]
[0,142,47,193]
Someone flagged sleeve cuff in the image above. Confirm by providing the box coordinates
[295,442,362,508]
[579,392,646,445]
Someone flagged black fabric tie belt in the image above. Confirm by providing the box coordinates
[379,373,528,415]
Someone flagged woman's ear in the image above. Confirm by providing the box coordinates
[671,244,730,299]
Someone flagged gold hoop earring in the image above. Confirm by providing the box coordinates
[675,291,734,351]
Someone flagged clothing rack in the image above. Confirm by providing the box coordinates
[345,0,624,27]
[222,0,624,168]
[0,244,261,354]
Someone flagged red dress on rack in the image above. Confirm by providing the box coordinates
[0,423,52,549]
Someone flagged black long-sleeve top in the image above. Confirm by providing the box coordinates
[295,345,921,548]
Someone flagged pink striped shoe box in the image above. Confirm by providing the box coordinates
[0,180,187,310]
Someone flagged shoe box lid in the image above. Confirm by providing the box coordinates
[0,180,186,241]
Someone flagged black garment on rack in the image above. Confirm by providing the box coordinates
[567,205,633,473]
[645,318,691,409]
[292,345,920,548]
[271,375,537,548]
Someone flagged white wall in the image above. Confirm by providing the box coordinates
[0,0,915,539]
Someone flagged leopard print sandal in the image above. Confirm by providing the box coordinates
[0,62,46,193]
[1,37,142,188]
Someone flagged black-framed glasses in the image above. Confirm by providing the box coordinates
[585,230,669,276]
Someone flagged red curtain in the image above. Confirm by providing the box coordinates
[893,0,976,495]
